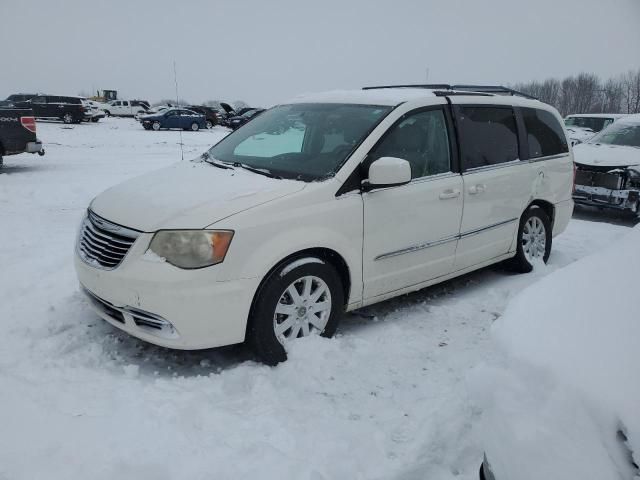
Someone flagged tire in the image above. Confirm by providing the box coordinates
[152,121,161,131]
[190,122,199,131]
[91,117,99,123]
[62,113,73,124]
[507,206,552,273]
[206,120,213,129]
[104,110,111,117]
[248,257,344,365]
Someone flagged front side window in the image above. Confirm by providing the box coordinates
[589,122,640,148]
[458,106,519,169]
[368,109,451,179]
[207,103,391,181]
[522,108,568,158]
[32,96,46,104]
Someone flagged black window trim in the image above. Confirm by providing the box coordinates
[453,104,521,173]
[365,104,459,175]
[336,103,460,196]
[517,106,570,162]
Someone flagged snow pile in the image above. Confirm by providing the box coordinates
[472,225,640,480]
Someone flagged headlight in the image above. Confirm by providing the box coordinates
[148,230,234,269]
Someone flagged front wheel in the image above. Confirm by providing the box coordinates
[152,121,161,131]
[104,110,111,117]
[507,206,552,273]
[206,120,213,129]
[62,113,73,124]
[190,122,199,131]
[248,257,344,365]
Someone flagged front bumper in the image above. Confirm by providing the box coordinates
[75,243,260,350]
[26,140,44,154]
[573,184,639,212]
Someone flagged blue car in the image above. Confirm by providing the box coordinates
[140,108,206,131]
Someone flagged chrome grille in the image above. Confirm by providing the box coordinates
[77,211,140,269]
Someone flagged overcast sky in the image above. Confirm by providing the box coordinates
[2,0,639,107]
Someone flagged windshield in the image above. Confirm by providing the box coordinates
[589,121,640,148]
[207,103,392,181]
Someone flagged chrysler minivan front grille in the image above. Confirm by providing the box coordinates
[77,211,140,269]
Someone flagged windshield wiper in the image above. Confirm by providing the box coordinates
[230,162,282,179]
[201,152,234,170]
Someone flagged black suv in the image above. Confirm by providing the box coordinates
[14,95,86,124]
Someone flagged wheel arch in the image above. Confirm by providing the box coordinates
[526,199,555,227]
[248,247,352,325]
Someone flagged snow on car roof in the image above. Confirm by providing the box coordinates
[614,113,640,124]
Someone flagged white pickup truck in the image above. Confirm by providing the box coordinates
[103,100,149,117]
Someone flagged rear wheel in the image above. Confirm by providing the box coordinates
[104,110,111,117]
[248,257,344,365]
[507,206,552,273]
[206,120,213,129]
[190,122,199,131]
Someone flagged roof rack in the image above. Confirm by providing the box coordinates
[362,84,538,100]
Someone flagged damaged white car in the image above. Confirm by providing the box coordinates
[573,114,640,216]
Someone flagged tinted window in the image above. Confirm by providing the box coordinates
[369,109,451,178]
[32,96,46,104]
[522,108,568,158]
[458,106,519,169]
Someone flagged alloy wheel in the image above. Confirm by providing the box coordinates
[522,216,546,263]
[273,275,332,344]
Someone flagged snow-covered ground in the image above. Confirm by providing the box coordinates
[0,118,634,480]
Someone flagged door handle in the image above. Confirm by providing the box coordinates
[439,189,461,200]
[468,184,486,195]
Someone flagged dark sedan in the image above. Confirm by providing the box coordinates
[139,108,206,131]
[227,108,265,130]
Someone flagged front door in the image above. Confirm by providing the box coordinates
[163,110,180,128]
[362,106,463,300]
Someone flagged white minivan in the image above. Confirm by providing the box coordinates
[75,86,574,364]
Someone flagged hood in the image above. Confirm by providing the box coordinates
[219,102,235,114]
[90,160,306,232]
[573,142,640,168]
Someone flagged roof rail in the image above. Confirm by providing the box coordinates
[362,84,538,100]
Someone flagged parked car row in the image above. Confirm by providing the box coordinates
[3,92,265,131]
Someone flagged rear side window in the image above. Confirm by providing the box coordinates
[458,106,519,169]
[522,108,568,158]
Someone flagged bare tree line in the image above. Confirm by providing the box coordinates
[513,69,640,116]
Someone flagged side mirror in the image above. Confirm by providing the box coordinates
[363,157,411,191]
